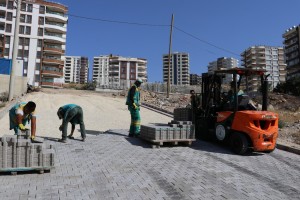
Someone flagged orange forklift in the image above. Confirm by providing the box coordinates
[194,68,278,154]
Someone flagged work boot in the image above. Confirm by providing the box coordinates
[58,138,67,143]
[82,137,86,142]
[68,135,74,139]
[128,133,134,137]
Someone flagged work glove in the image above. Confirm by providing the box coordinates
[18,124,27,131]
[133,103,139,110]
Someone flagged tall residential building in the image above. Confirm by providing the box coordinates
[0,0,68,87]
[63,56,88,84]
[93,55,147,89]
[190,74,201,85]
[241,46,286,92]
[163,52,190,85]
[283,25,300,79]
[207,57,239,83]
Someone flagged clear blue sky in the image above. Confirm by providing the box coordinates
[57,0,300,82]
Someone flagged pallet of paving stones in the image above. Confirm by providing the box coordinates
[0,135,55,175]
[140,123,195,148]
[173,108,192,121]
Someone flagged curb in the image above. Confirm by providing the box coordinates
[276,143,300,155]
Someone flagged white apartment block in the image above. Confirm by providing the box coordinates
[93,55,147,89]
[0,0,68,87]
[163,52,190,85]
[207,57,239,84]
[63,56,88,84]
[241,46,286,91]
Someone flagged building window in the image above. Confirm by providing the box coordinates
[17,49,22,57]
[39,6,45,14]
[39,17,44,25]
[25,26,31,35]
[5,23,12,33]
[21,3,26,11]
[19,25,24,34]
[37,39,43,47]
[24,50,29,57]
[24,61,28,70]
[27,4,32,12]
[36,51,41,58]
[4,48,9,56]
[38,28,43,36]
[6,12,12,21]
[24,38,30,46]
[35,63,40,70]
[7,1,13,9]
[26,15,32,24]
[5,36,10,44]
[19,37,24,45]
[20,14,25,23]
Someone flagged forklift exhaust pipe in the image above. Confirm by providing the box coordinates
[261,74,270,111]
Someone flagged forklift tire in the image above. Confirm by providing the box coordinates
[230,132,249,155]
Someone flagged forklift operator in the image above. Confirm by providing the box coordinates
[223,81,256,111]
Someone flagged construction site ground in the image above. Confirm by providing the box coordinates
[0,88,299,200]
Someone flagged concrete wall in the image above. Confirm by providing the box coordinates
[0,74,28,97]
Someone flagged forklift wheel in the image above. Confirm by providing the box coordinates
[230,132,249,155]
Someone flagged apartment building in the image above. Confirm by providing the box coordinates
[241,46,286,92]
[283,25,300,79]
[93,55,147,89]
[207,57,238,84]
[63,56,88,84]
[0,0,68,87]
[190,74,201,85]
[163,52,190,85]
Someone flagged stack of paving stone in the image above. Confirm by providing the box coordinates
[173,108,192,121]
[140,121,195,142]
[0,134,55,170]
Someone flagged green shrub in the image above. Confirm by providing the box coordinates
[278,119,286,128]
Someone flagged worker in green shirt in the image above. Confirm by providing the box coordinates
[126,78,143,137]
[57,104,86,143]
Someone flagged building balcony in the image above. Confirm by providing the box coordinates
[45,11,68,22]
[43,46,64,54]
[44,33,66,43]
[42,57,64,65]
[44,22,67,33]
[41,70,63,77]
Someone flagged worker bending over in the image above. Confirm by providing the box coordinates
[57,104,86,143]
[126,78,143,137]
[9,101,38,142]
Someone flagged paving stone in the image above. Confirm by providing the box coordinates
[0,131,299,199]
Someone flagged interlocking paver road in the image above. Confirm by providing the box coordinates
[0,130,299,200]
[0,90,299,200]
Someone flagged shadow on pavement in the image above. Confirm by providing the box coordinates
[84,129,103,136]
[102,129,127,137]
[190,139,265,156]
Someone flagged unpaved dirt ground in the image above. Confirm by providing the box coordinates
[0,88,172,139]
